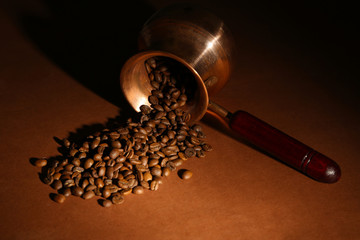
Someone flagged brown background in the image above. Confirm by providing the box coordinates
[1,0,359,239]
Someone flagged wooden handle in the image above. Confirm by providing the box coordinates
[229,110,341,183]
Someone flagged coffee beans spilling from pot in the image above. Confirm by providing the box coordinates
[34,57,212,207]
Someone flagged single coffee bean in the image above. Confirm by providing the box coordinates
[149,95,159,105]
[148,159,159,167]
[143,171,153,182]
[98,166,106,177]
[111,193,125,205]
[51,180,63,190]
[91,137,100,149]
[150,167,162,177]
[162,167,171,177]
[102,199,113,207]
[71,186,84,197]
[84,158,94,169]
[195,149,205,158]
[73,166,84,173]
[85,185,97,192]
[132,186,145,194]
[61,188,71,197]
[149,143,161,152]
[34,158,47,167]
[53,194,66,204]
[42,174,53,185]
[121,188,132,196]
[146,57,157,68]
[63,138,71,148]
[106,166,114,179]
[109,148,121,159]
[150,180,159,191]
[53,172,61,180]
[172,159,184,167]
[184,148,196,158]
[82,190,95,200]
[153,176,163,184]
[180,170,193,180]
[102,189,111,198]
[93,153,102,161]
[202,143,213,152]
[95,178,104,188]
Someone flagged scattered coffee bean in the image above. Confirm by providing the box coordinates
[53,194,66,204]
[35,56,213,206]
[180,170,193,180]
[82,190,95,200]
[102,199,112,207]
[71,186,84,197]
[34,158,47,167]
[133,186,145,194]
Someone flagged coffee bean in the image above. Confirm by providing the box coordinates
[81,179,89,189]
[34,158,47,167]
[196,150,206,158]
[121,188,132,196]
[155,111,166,120]
[63,138,71,148]
[51,180,63,190]
[148,159,159,167]
[61,188,71,197]
[153,176,163,184]
[82,190,95,200]
[42,174,53,185]
[172,159,184,167]
[111,193,124,205]
[72,158,81,167]
[102,199,113,207]
[184,148,196,158]
[53,172,61,180]
[95,178,104,188]
[146,57,156,69]
[151,167,162,177]
[63,179,75,188]
[98,167,106,177]
[73,166,84,173]
[162,167,171,177]
[93,153,102,161]
[202,143,213,152]
[149,143,161,152]
[102,189,111,198]
[178,152,187,160]
[140,180,150,189]
[83,158,94,169]
[91,137,100,149]
[149,95,159,105]
[133,186,145,194]
[53,194,66,203]
[143,171,153,182]
[109,148,121,159]
[71,186,84,197]
[180,170,193,180]
[150,180,159,191]
[106,166,114,179]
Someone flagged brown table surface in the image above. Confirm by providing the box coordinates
[1,1,359,239]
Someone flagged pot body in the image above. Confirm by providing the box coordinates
[120,4,233,122]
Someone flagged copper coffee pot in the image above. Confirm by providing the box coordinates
[120,4,341,183]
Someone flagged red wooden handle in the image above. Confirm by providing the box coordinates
[229,110,341,183]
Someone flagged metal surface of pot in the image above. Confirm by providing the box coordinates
[120,4,233,122]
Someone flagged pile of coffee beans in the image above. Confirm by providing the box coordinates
[34,57,212,207]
